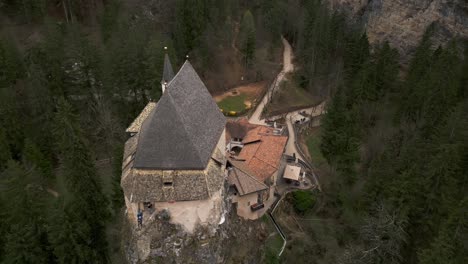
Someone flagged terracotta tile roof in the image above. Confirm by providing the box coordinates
[227,159,268,196]
[237,126,288,182]
[242,127,262,144]
[248,157,277,181]
[237,141,259,161]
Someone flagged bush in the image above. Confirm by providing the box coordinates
[292,191,315,214]
[158,209,171,221]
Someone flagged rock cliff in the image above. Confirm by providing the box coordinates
[122,193,270,264]
[328,0,468,57]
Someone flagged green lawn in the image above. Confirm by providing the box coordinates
[306,134,326,166]
[217,94,248,112]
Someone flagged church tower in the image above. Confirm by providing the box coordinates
[121,59,226,233]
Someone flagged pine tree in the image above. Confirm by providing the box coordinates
[143,36,166,101]
[321,87,360,182]
[344,32,370,79]
[49,198,104,264]
[0,127,11,170]
[0,36,24,88]
[110,144,124,212]
[22,138,53,180]
[373,42,399,95]
[240,10,256,67]
[1,160,52,264]
[418,198,467,264]
[51,98,110,263]
[174,0,209,57]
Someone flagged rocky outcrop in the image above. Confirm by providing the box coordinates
[328,0,468,57]
[123,200,270,264]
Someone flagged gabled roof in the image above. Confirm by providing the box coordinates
[134,61,226,170]
[227,159,268,196]
[237,126,288,181]
[161,53,174,84]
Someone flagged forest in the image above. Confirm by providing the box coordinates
[0,0,467,263]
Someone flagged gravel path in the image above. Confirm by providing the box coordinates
[249,37,294,125]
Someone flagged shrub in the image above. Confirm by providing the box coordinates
[292,190,315,214]
[158,209,171,221]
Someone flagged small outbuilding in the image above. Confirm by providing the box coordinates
[283,164,302,183]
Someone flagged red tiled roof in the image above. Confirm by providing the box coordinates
[237,126,288,182]
[227,159,268,196]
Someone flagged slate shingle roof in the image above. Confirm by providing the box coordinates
[134,61,226,169]
[161,53,174,84]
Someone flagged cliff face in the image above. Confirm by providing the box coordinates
[122,187,270,264]
[328,0,468,56]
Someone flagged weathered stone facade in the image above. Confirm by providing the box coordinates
[121,124,226,203]
[121,155,225,203]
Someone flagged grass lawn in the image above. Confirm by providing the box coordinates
[306,132,326,166]
[266,78,322,116]
[217,93,248,112]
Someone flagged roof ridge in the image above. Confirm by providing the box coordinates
[233,163,268,187]
[167,60,189,87]
[233,169,246,194]
[166,93,204,165]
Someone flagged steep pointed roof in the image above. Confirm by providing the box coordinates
[134,61,226,170]
[161,53,174,84]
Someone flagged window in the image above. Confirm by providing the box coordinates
[163,181,173,186]
[163,171,174,187]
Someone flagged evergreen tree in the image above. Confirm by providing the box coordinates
[174,0,210,57]
[344,32,370,79]
[51,98,110,263]
[143,36,166,101]
[1,160,52,264]
[321,87,360,182]
[110,144,124,212]
[239,10,256,67]
[22,138,53,180]
[0,128,11,170]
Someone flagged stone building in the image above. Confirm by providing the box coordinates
[225,119,288,219]
[121,57,227,233]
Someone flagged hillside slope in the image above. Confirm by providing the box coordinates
[328,0,468,57]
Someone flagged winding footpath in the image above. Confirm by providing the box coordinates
[249,37,294,125]
[249,37,326,165]
[249,37,326,257]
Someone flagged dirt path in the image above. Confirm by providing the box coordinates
[249,37,294,125]
[283,102,326,156]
